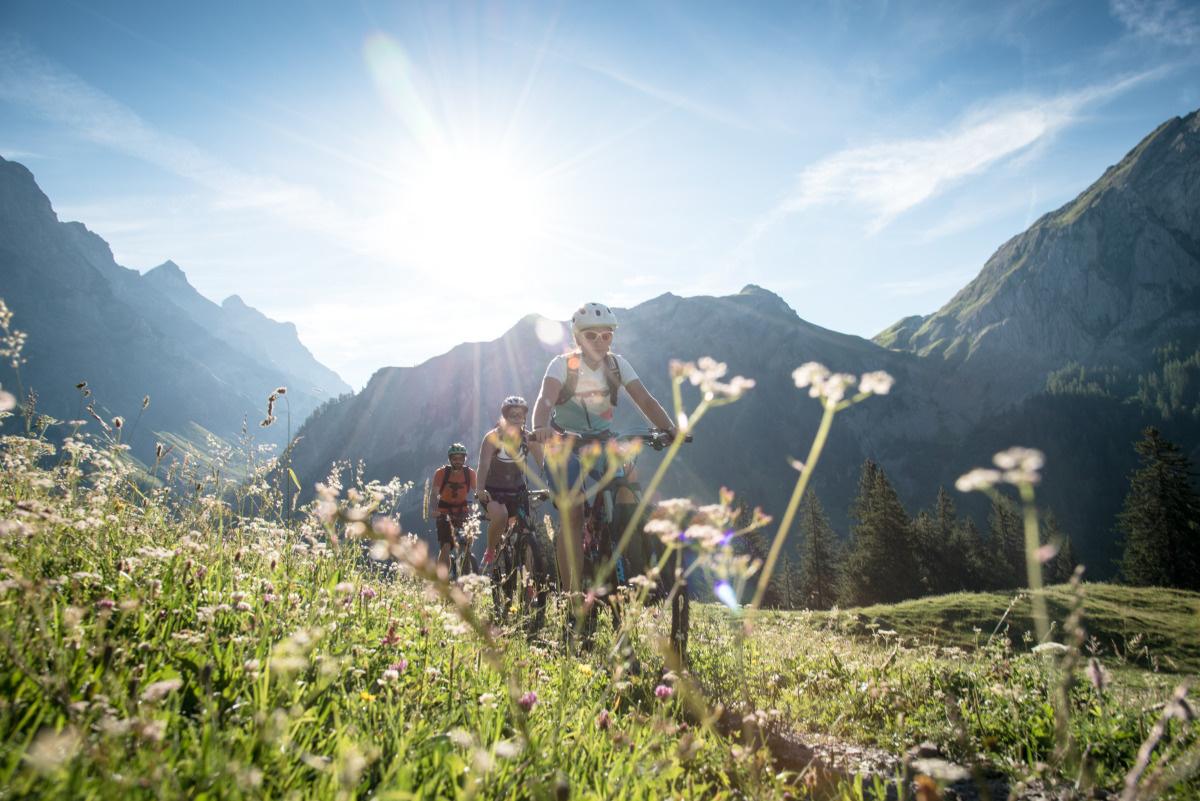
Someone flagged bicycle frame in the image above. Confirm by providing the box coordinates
[445,512,482,581]
[489,489,551,630]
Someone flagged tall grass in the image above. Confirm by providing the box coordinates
[0,296,1196,799]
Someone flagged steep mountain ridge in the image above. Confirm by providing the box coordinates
[0,156,348,458]
[876,109,1200,409]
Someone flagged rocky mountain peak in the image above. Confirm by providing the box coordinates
[874,106,1200,407]
[734,283,798,318]
[145,260,189,283]
[0,156,57,225]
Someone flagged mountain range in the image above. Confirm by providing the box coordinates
[0,156,351,462]
[2,108,1197,579]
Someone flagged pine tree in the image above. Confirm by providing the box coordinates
[739,528,789,608]
[841,460,921,605]
[796,492,841,609]
[1118,427,1200,590]
[952,518,988,592]
[988,494,1025,590]
[1041,510,1076,585]
[911,509,936,596]
[915,487,980,595]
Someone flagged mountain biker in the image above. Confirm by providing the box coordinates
[428,443,477,572]
[530,302,678,593]
[476,395,544,566]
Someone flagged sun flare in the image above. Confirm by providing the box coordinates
[398,148,549,276]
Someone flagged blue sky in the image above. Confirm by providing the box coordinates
[1,0,1198,387]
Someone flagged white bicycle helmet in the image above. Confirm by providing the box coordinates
[571,302,618,333]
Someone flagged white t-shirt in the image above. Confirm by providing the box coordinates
[544,351,638,435]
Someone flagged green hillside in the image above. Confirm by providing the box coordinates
[830,583,1200,674]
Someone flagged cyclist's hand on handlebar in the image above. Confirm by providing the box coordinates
[477,489,491,505]
[665,427,693,444]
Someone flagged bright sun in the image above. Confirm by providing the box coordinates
[400,148,549,276]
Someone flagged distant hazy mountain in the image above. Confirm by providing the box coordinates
[0,156,350,459]
[143,262,347,398]
[290,109,1200,578]
[876,109,1200,411]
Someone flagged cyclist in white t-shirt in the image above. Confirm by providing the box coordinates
[530,302,678,593]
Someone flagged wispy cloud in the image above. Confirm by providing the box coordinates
[1110,0,1200,46]
[543,42,752,132]
[0,145,44,161]
[0,35,388,259]
[749,70,1165,241]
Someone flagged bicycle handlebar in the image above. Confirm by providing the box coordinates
[608,428,694,452]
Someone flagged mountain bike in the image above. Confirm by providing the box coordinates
[488,488,554,633]
[445,512,482,581]
[573,428,693,663]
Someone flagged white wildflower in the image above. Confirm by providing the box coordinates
[858,371,895,396]
[792,362,830,390]
[140,678,183,703]
[681,524,725,550]
[993,446,1045,485]
[23,725,80,774]
[955,468,1002,493]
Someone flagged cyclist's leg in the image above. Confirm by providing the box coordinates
[612,472,647,579]
[546,451,586,594]
[484,498,508,561]
[436,514,453,571]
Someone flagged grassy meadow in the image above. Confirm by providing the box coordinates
[0,419,1197,801]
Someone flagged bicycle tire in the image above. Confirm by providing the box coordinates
[490,545,515,619]
[516,530,551,633]
[668,547,690,666]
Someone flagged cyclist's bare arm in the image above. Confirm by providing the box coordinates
[476,432,496,497]
[531,375,562,445]
[527,436,544,467]
[427,468,441,518]
[625,379,676,433]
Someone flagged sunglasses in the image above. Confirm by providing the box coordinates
[582,330,613,343]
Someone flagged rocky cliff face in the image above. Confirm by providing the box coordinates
[876,110,1200,409]
[0,156,348,459]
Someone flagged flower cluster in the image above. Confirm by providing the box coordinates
[670,357,756,401]
[955,446,1045,492]
[792,362,894,409]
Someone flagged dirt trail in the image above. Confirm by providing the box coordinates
[711,706,1085,800]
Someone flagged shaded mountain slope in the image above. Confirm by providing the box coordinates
[876,109,1200,411]
[0,156,347,458]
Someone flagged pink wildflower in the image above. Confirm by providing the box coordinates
[518,691,538,712]
[655,684,674,700]
[380,620,402,647]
